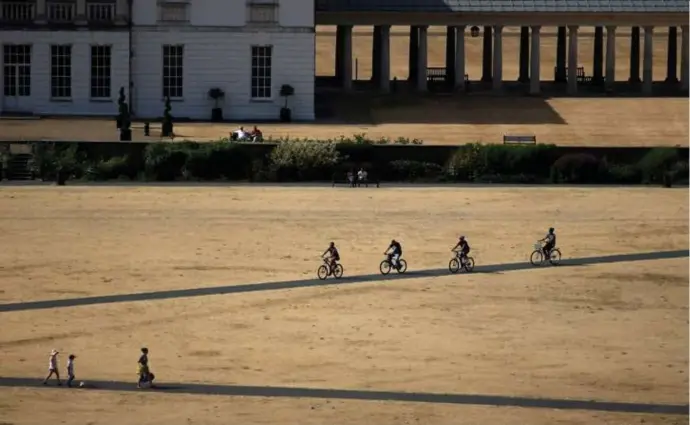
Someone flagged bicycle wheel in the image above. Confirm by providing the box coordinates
[448,258,460,274]
[549,249,562,266]
[530,250,543,266]
[379,260,391,275]
[463,257,475,272]
[317,265,329,280]
[396,259,408,274]
[333,264,344,279]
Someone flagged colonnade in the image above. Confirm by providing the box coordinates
[333,24,690,95]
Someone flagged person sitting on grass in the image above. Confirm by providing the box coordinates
[137,347,156,389]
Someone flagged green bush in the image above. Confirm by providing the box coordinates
[669,161,689,184]
[144,143,191,181]
[32,142,85,181]
[269,139,340,181]
[16,139,688,186]
[388,160,443,181]
[608,163,642,184]
[550,153,606,183]
[85,155,135,180]
[182,142,252,180]
[446,143,484,181]
[446,143,558,182]
[637,147,680,184]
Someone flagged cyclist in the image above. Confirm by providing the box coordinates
[322,242,340,274]
[384,239,403,270]
[451,236,471,263]
[539,227,557,258]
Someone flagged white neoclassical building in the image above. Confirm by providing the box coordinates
[0,0,316,120]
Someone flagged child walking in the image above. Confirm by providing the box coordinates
[66,354,76,387]
[43,349,62,386]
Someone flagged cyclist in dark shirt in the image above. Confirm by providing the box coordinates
[451,236,471,262]
[384,239,403,270]
[322,242,340,272]
[539,228,557,257]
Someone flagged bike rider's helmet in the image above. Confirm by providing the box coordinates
[549,227,555,234]
[330,241,335,247]
[391,239,397,244]
[459,235,465,241]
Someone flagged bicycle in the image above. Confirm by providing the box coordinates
[530,242,562,266]
[449,252,475,273]
[379,255,408,275]
[317,258,344,280]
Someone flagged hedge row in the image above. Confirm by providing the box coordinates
[22,140,690,185]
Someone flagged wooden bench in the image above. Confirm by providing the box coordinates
[503,135,537,145]
[426,68,471,91]
[554,66,591,84]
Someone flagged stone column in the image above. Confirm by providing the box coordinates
[482,26,492,82]
[340,25,353,91]
[36,0,46,22]
[116,0,128,22]
[493,25,503,90]
[76,0,86,22]
[567,25,579,95]
[379,25,391,93]
[519,26,530,82]
[416,25,428,92]
[593,26,604,84]
[335,26,344,84]
[445,26,457,88]
[666,27,678,83]
[371,26,382,85]
[454,25,466,91]
[555,26,567,82]
[643,26,654,95]
[605,26,616,90]
[408,26,419,82]
[530,26,541,95]
[681,26,689,91]
[629,27,641,83]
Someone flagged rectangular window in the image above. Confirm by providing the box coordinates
[86,1,115,21]
[158,3,189,22]
[50,45,72,99]
[47,2,75,22]
[90,45,111,98]
[248,4,277,24]
[162,45,183,99]
[3,44,32,97]
[1,2,35,22]
[250,45,272,99]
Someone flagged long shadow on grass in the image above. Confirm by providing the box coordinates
[0,377,687,415]
[0,250,690,313]
[0,250,687,313]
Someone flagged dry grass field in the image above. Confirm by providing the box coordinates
[1,26,688,146]
[0,185,688,425]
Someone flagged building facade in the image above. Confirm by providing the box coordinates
[0,0,316,120]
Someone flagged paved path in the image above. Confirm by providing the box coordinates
[0,249,686,313]
[0,377,687,415]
